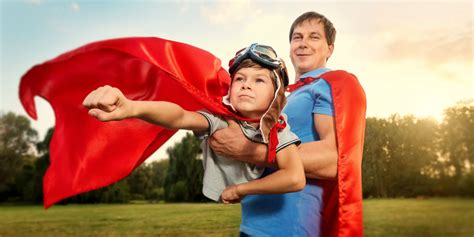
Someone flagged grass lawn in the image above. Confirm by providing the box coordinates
[362,198,473,237]
[0,198,472,237]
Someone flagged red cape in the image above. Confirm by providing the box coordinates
[316,71,366,237]
[19,37,366,237]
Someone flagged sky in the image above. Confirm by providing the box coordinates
[1,0,473,162]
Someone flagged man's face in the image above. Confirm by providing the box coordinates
[229,67,275,119]
[290,19,334,77]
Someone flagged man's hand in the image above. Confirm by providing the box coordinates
[221,185,244,204]
[82,85,133,121]
[209,119,267,165]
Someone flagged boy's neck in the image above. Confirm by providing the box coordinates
[241,120,260,129]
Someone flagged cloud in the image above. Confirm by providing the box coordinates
[385,25,471,64]
[379,23,473,82]
[200,0,255,25]
[71,2,80,12]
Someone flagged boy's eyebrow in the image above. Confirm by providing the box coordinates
[234,71,272,79]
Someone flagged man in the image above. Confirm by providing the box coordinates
[209,11,366,237]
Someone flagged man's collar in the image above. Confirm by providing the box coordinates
[299,68,331,81]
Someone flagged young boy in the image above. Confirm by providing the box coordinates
[82,43,305,203]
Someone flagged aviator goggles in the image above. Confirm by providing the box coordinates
[228,43,288,87]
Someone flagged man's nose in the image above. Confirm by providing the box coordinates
[298,37,308,48]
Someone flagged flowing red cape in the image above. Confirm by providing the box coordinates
[315,71,366,237]
[19,37,366,237]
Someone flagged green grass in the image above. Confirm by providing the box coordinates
[362,198,474,237]
[0,198,472,237]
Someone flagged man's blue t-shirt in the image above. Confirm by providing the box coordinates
[240,68,334,237]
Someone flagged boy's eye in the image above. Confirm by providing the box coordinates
[234,77,244,82]
[256,78,266,83]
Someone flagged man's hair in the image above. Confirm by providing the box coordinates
[230,59,277,89]
[289,11,336,45]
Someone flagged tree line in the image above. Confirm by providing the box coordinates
[0,99,472,204]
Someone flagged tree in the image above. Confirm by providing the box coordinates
[29,127,54,203]
[362,115,439,198]
[164,132,205,202]
[146,159,169,201]
[362,117,389,198]
[0,112,38,201]
[438,99,473,195]
[127,164,153,200]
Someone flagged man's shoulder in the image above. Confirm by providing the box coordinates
[320,70,357,81]
[319,70,363,91]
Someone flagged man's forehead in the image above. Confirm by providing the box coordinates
[293,19,324,33]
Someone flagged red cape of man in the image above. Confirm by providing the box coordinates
[19,37,366,237]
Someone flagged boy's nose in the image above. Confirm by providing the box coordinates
[241,81,252,90]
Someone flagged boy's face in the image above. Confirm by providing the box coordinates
[229,67,275,119]
[290,19,334,77]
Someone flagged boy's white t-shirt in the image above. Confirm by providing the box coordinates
[195,111,300,201]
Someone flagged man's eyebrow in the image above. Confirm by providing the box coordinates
[292,32,303,37]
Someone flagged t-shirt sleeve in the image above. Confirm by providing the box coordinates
[311,79,335,116]
[193,111,228,140]
[276,113,301,153]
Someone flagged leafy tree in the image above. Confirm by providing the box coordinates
[0,112,38,201]
[148,159,169,189]
[127,164,153,200]
[30,128,54,203]
[164,133,205,202]
[362,117,389,198]
[146,159,168,201]
[63,179,130,204]
[437,99,473,195]
[363,115,438,198]
[439,99,473,176]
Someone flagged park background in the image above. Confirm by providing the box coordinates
[1,0,473,236]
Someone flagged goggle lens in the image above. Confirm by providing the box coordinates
[252,45,278,63]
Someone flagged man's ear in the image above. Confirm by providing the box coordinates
[327,44,335,61]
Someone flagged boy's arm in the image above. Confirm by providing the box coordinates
[83,85,209,132]
[221,144,305,203]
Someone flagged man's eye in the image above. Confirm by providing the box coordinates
[292,35,301,40]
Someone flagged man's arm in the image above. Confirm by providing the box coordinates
[209,114,338,179]
[208,119,271,167]
[299,114,337,179]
